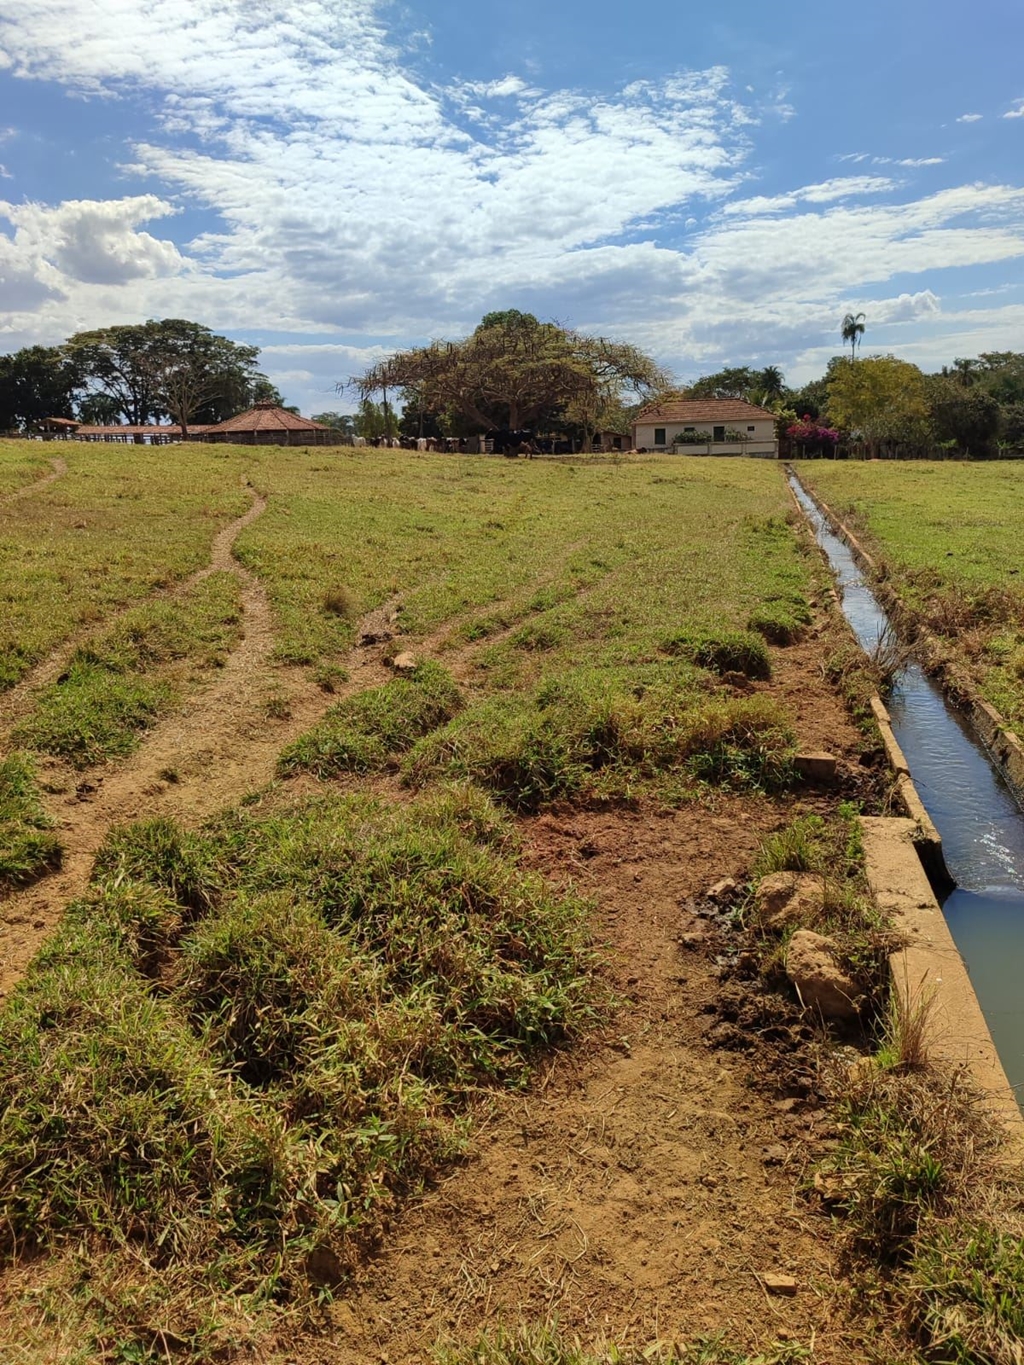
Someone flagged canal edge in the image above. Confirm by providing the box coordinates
[784,465,1023,1138]
[785,464,1024,812]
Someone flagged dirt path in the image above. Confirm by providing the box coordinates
[293,796,864,1364]
[0,455,66,506]
[0,561,412,997]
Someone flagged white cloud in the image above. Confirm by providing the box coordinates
[722,175,896,216]
[0,196,185,285]
[0,0,1022,408]
[957,113,984,123]
[1004,100,1024,120]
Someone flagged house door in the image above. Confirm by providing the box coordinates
[713,425,725,442]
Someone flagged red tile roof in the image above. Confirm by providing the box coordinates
[207,402,328,433]
[635,398,775,425]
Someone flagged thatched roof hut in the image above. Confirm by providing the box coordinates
[203,402,341,445]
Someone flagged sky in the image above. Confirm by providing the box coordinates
[1,0,1023,415]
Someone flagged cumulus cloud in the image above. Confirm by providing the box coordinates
[1004,100,1024,120]
[0,196,185,286]
[0,0,1022,408]
[957,113,984,123]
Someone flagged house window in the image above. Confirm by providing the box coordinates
[654,427,666,445]
[747,425,755,433]
[684,426,695,433]
[713,425,725,442]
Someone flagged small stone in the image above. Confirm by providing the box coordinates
[786,929,861,1021]
[707,877,738,902]
[762,1144,787,1166]
[762,1273,798,1296]
[678,932,704,950]
[391,650,418,672]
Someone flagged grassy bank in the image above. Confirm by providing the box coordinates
[794,461,1024,728]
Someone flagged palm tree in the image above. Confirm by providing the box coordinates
[841,312,866,363]
[758,365,784,401]
[952,357,979,388]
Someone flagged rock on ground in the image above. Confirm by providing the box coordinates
[785,929,861,1021]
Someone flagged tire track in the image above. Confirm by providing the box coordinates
[0,484,262,732]
[0,455,66,506]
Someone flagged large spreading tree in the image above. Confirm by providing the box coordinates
[355,310,667,446]
[67,319,269,435]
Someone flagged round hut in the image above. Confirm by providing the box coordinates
[203,402,341,445]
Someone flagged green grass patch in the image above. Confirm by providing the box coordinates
[279,661,463,777]
[0,752,62,891]
[0,789,594,1347]
[0,440,251,692]
[661,629,772,679]
[13,573,243,767]
[405,664,795,810]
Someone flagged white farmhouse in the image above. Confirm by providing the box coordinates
[633,399,778,457]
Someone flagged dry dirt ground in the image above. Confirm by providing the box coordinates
[269,656,878,1364]
[1,471,886,1361]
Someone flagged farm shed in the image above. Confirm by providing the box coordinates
[203,402,343,445]
[633,399,777,456]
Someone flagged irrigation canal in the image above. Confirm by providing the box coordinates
[789,471,1024,1107]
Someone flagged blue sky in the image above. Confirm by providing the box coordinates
[1,0,1023,414]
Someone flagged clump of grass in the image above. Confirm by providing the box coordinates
[406,666,795,810]
[434,1323,810,1364]
[874,970,936,1073]
[813,1068,996,1264]
[911,1222,1024,1363]
[661,629,771,680]
[867,621,912,696]
[322,586,356,618]
[279,661,463,777]
[747,594,812,646]
[13,575,243,768]
[311,662,349,693]
[0,752,63,890]
[0,790,594,1333]
[753,805,863,880]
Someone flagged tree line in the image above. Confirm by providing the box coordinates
[348,311,1024,458]
[0,320,283,437]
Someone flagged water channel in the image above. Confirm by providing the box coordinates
[789,471,1024,1105]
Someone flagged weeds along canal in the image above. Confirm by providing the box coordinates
[789,470,1024,1104]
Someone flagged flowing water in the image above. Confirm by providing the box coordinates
[789,472,1024,1105]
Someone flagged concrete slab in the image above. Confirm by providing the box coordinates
[861,816,1023,1142]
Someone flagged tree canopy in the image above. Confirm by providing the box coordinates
[0,319,278,433]
[355,311,667,442]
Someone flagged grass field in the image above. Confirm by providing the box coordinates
[0,446,52,498]
[794,460,1024,726]
[0,441,251,693]
[0,447,843,1359]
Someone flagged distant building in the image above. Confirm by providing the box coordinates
[633,399,778,457]
[203,402,342,445]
